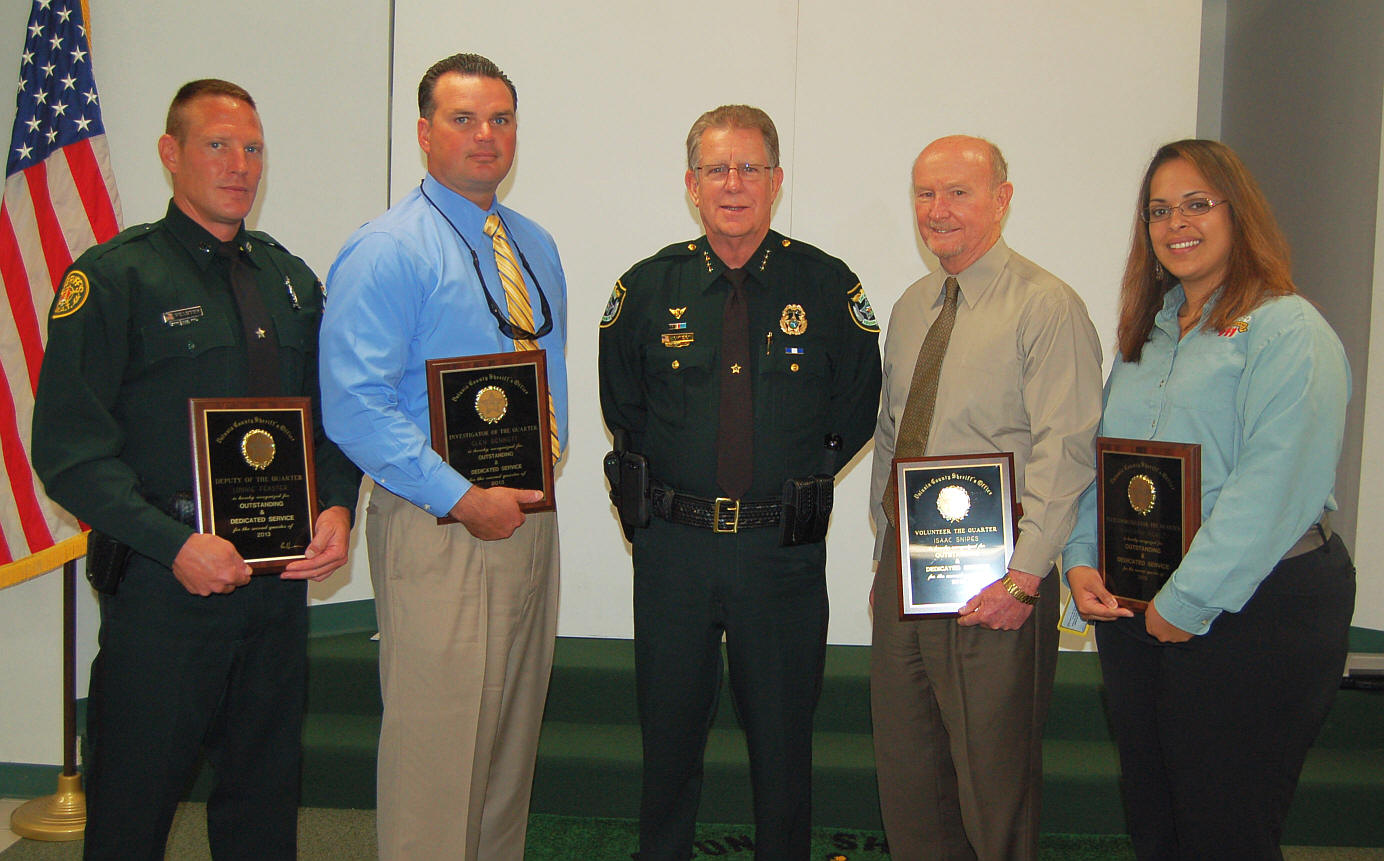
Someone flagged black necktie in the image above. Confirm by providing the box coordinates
[716,268,752,500]
[217,242,281,396]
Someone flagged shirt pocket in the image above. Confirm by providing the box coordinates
[761,337,830,438]
[270,306,319,389]
[138,315,237,366]
[1166,335,1245,415]
[644,338,714,427]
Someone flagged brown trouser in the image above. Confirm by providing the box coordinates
[870,526,1058,860]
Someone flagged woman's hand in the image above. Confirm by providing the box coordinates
[1065,566,1133,622]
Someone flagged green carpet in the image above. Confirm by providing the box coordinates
[8,807,1384,859]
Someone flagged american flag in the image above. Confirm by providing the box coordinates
[1,0,121,578]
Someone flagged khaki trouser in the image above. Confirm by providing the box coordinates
[368,488,559,861]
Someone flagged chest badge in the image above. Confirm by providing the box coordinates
[669,307,686,319]
[780,304,807,336]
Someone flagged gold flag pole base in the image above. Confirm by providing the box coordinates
[10,773,86,841]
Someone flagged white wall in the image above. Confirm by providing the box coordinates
[4,0,1212,765]
[0,0,389,766]
[391,0,1203,643]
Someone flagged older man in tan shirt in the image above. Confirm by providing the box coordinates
[869,135,1102,859]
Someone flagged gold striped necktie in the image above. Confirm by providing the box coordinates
[484,213,560,462]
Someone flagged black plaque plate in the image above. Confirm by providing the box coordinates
[1097,437,1201,611]
[426,350,555,523]
[189,397,318,570]
[892,453,1017,617]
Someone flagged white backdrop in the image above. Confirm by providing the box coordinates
[389,0,1203,643]
[1,0,1206,765]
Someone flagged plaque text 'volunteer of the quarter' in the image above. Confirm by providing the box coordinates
[892,452,1018,617]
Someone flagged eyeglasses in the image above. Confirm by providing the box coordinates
[1141,198,1229,223]
[694,163,775,185]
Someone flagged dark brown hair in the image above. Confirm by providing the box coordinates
[1117,139,1295,362]
[417,53,516,119]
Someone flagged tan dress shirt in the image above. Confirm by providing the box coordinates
[870,238,1103,577]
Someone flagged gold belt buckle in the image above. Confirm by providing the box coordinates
[713,497,740,533]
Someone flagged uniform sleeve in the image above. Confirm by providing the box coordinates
[828,273,882,470]
[1007,290,1103,578]
[1153,314,1350,634]
[319,232,469,515]
[597,274,647,449]
[31,264,193,566]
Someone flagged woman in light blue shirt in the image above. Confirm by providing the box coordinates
[1063,139,1356,860]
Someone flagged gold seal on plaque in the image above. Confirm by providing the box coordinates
[936,485,971,522]
[779,303,807,335]
[240,429,276,470]
[475,385,508,424]
[1127,474,1156,515]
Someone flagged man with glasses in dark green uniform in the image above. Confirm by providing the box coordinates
[598,104,881,860]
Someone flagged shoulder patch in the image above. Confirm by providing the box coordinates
[51,270,91,319]
[847,283,879,332]
[600,280,627,328]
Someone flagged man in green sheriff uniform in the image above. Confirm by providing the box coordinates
[598,104,881,860]
[31,80,360,860]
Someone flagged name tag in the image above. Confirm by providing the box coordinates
[161,306,204,327]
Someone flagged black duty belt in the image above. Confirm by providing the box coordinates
[650,482,780,533]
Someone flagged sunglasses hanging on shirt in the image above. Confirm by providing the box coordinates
[420,182,554,341]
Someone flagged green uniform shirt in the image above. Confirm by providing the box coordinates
[32,201,361,568]
[599,230,881,499]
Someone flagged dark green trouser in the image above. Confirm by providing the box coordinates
[632,517,828,861]
[83,555,307,861]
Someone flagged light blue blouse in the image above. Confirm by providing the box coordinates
[1063,284,1349,634]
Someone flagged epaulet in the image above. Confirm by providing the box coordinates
[620,238,702,280]
[651,239,703,261]
[245,228,288,253]
[74,221,159,263]
[775,235,843,269]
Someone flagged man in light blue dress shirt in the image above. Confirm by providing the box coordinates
[318,53,567,861]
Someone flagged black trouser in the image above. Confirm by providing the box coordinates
[83,555,308,861]
[632,517,829,861]
[1095,534,1355,861]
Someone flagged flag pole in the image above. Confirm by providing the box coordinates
[9,557,86,841]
